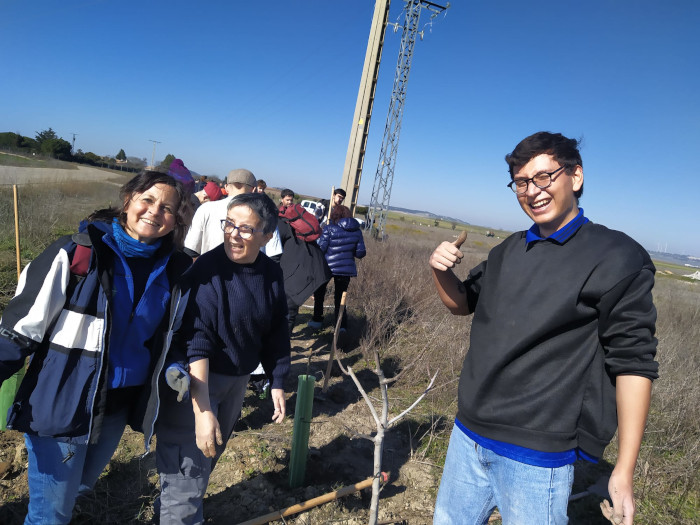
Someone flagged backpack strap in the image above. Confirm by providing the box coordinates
[70,232,93,277]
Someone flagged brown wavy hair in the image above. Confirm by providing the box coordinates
[330,204,352,224]
[87,170,194,248]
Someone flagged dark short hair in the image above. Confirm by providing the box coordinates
[257,179,267,187]
[89,170,194,249]
[330,204,352,224]
[280,188,294,199]
[334,188,347,197]
[228,193,279,234]
[505,132,584,199]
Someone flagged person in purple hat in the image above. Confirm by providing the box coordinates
[168,159,195,195]
[168,159,201,211]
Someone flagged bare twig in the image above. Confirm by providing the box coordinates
[338,421,374,442]
[346,365,381,426]
[387,371,438,428]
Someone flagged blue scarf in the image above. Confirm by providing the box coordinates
[112,218,162,258]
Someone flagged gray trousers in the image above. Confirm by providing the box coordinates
[156,372,249,525]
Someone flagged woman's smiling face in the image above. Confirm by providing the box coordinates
[123,183,179,244]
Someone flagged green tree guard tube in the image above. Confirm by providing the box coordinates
[0,367,25,431]
[289,374,316,487]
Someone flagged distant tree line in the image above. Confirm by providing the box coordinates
[0,128,157,173]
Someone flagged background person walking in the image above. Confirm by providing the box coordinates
[310,204,366,332]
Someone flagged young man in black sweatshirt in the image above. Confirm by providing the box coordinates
[430,132,658,525]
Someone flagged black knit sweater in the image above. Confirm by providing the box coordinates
[182,245,291,389]
[457,221,659,458]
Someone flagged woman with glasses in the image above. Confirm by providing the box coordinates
[156,192,290,524]
[0,171,194,524]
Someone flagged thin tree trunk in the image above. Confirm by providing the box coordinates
[369,350,389,525]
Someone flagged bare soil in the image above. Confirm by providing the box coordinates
[0,319,441,525]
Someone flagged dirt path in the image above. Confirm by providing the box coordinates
[0,322,441,524]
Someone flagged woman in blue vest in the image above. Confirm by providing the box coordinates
[0,171,193,524]
[310,204,366,332]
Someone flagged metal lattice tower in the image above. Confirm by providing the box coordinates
[366,0,447,239]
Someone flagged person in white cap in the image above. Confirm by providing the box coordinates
[184,169,256,257]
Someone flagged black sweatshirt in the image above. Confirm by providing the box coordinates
[182,245,291,389]
[457,221,658,458]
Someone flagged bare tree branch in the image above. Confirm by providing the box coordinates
[347,365,381,426]
[387,371,438,428]
[338,422,375,442]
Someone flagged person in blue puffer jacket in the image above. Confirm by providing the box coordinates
[310,204,366,332]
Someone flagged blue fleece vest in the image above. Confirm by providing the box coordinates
[102,233,171,389]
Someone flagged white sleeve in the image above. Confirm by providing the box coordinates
[5,250,70,344]
[263,227,283,257]
[184,205,206,254]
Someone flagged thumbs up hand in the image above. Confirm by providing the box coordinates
[429,231,467,271]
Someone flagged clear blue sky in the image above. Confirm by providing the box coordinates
[2,1,699,256]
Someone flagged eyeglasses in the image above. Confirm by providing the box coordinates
[507,165,567,194]
[220,219,259,239]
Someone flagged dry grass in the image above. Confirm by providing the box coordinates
[632,278,700,522]
[0,182,121,310]
[0,152,78,169]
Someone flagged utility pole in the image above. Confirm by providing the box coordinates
[340,0,392,214]
[148,139,161,169]
[366,0,448,239]
[70,132,78,154]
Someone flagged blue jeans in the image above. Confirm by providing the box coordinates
[434,423,573,525]
[24,407,129,525]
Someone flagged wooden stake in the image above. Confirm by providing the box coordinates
[236,475,377,525]
[13,185,20,281]
[322,291,346,393]
[328,185,335,222]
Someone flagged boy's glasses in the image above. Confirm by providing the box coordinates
[507,165,566,194]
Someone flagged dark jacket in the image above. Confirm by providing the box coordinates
[277,220,331,306]
[0,222,191,449]
[456,222,658,458]
[317,218,366,277]
[181,245,291,389]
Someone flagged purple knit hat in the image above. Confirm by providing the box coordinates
[168,159,195,194]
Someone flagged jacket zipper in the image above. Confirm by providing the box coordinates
[142,284,181,454]
[86,297,109,446]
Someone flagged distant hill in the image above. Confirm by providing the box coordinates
[649,251,700,267]
[359,204,470,226]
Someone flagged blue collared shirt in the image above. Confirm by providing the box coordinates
[525,207,589,244]
[458,207,597,467]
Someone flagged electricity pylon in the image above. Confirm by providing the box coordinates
[366,0,448,239]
